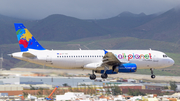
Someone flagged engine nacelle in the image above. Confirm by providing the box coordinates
[95,63,137,74]
[118,63,137,73]
[83,62,102,70]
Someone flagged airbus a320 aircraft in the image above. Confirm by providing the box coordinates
[10,23,174,80]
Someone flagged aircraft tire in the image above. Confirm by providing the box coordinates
[151,75,155,79]
[90,74,96,80]
[101,73,108,79]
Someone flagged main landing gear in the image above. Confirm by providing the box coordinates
[101,73,108,79]
[89,70,108,80]
[101,66,108,79]
[150,68,155,79]
[89,70,96,80]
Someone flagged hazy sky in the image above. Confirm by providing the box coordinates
[0,0,180,20]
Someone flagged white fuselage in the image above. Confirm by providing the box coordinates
[11,49,174,70]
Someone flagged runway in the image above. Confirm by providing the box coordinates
[6,68,180,82]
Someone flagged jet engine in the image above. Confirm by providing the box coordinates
[95,63,137,74]
[118,63,137,72]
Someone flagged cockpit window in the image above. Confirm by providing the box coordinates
[163,55,168,58]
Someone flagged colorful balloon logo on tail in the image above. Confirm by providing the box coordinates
[16,29,33,48]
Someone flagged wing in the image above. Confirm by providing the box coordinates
[83,50,128,70]
[102,50,120,66]
[102,50,129,66]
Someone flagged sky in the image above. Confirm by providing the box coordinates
[0,0,180,20]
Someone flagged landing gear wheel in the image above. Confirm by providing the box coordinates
[151,75,155,79]
[90,70,96,80]
[150,68,155,79]
[101,73,108,79]
[90,74,96,80]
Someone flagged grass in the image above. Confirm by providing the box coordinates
[134,52,180,76]
[166,53,180,66]
[135,69,180,76]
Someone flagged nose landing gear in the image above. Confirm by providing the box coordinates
[150,68,155,79]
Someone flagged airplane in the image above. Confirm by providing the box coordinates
[10,23,175,80]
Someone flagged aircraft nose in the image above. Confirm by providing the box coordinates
[168,58,175,66]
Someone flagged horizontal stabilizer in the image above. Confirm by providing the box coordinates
[22,52,36,58]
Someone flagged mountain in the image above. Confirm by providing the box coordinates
[0,14,111,44]
[95,12,156,33]
[0,14,37,45]
[0,14,19,44]
[93,8,180,43]
[0,8,180,44]
[133,8,180,42]
[117,11,146,17]
[29,14,110,42]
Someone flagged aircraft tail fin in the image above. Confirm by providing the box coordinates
[14,23,45,52]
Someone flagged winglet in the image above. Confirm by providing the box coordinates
[104,49,108,54]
